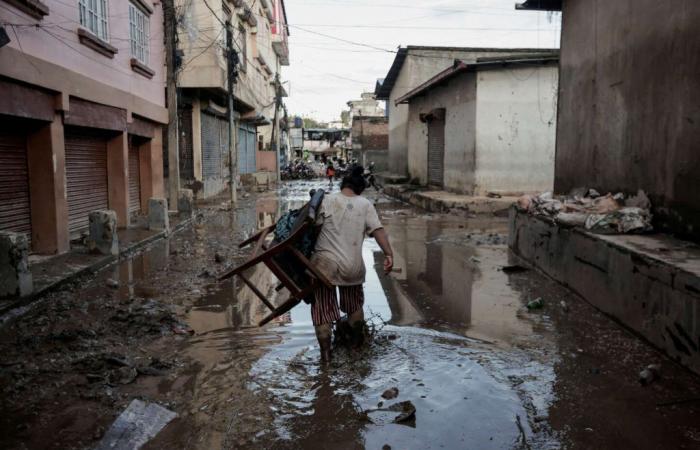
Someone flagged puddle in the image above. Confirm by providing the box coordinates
[139,180,561,449]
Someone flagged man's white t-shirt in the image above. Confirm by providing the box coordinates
[311,193,383,286]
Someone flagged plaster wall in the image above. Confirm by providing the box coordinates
[474,65,557,195]
[554,0,700,240]
[406,73,477,193]
[0,0,166,120]
[386,48,552,176]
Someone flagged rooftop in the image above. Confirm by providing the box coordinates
[375,46,559,99]
[395,53,559,105]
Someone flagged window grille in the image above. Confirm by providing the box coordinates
[129,3,150,65]
[78,0,109,41]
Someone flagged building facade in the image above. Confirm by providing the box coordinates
[518,0,700,241]
[174,0,289,197]
[350,116,389,170]
[0,0,167,254]
[397,57,558,195]
[346,92,385,121]
[375,46,557,177]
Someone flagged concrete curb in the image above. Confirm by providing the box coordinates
[0,216,195,322]
[383,184,516,216]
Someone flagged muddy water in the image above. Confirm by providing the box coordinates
[137,181,563,449]
[128,180,700,450]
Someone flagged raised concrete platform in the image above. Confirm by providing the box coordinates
[508,207,700,374]
[384,184,517,216]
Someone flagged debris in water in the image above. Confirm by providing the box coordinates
[391,401,416,423]
[382,387,399,400]
[95,399,177,450]
[559,300,569,312]
[214,252,225,263]
[106,279,119,289]
[501,265,528,274]
[639,364,661,386]
[526,298,544,310]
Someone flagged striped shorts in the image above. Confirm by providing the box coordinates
[311,284,364,326]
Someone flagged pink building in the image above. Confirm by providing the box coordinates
[0,0,167,254]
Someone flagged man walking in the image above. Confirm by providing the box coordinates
[311,166,393,362]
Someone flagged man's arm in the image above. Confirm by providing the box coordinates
[371,228,394,274]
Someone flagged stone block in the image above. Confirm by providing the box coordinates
[148,198,170,232]
[87,210,119,256]
[0,232,33,298]
[177,189,194,218]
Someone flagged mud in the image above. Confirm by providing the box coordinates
[2,180,700,449]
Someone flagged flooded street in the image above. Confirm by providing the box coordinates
[144,181,700,449]
[2,180,700,450]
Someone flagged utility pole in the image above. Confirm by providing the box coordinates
[270,73,282,184]
[226,24,239,206]
[163,0,179,211]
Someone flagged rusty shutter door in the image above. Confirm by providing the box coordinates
[65,130,109,238]
[427,118,445,188]
[128,140,141,214]
[0,130,31,236]
[201,112,221,179]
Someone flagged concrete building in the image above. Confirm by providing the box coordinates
[508,0,700,375]
[0,0,167,254]
[175,0,289,197]
[347,92,385,121]
[517,0,700,241]
[396,56,559,195]
[375,46,557,177]
[350,116,389,170]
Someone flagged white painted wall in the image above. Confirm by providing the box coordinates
[385,47,555,176]
[474,65,558,194]
[406,73,477,192]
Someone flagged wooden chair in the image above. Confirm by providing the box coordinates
[218,189,332,326]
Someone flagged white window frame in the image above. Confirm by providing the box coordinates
[78,0,110,42]
[128,2,150,65]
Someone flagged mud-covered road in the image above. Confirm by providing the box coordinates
[2,180,700,450]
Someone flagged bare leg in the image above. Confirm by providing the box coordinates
[315,324,333,362]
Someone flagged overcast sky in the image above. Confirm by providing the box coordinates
[282,0,561,122]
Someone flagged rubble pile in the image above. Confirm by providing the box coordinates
[517,188,653,234]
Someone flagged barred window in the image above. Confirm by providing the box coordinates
[78,0,109,42]
[129,3,150,65]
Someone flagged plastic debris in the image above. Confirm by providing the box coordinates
[517,189,653,235]
[639,364,661,386]
[526,298,544,310]
[95,399,177,450]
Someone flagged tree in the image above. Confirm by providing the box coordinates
[302,116,325,129]
[340,110,350,127]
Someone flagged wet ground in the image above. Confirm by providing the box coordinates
[2,180,700,449]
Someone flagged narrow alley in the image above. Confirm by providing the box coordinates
[2,180,699,449]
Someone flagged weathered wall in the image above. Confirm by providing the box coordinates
[407,73,477,192]
[386,48,555,176]
[474,65,557,195]
[509,208,700,375]
[0,0,166,122]
[555,0,700,240]
[351,117,388,150]
[256,151,277,172]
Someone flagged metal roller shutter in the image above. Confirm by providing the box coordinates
[238,123,257,174]
[201,112,221,179]
[0,130,31,236]
[65,130,109,238]
[427,118,445,187]
[128,140,141,214]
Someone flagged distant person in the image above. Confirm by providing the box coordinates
[311,166,394,362]
[325,163,335,188]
